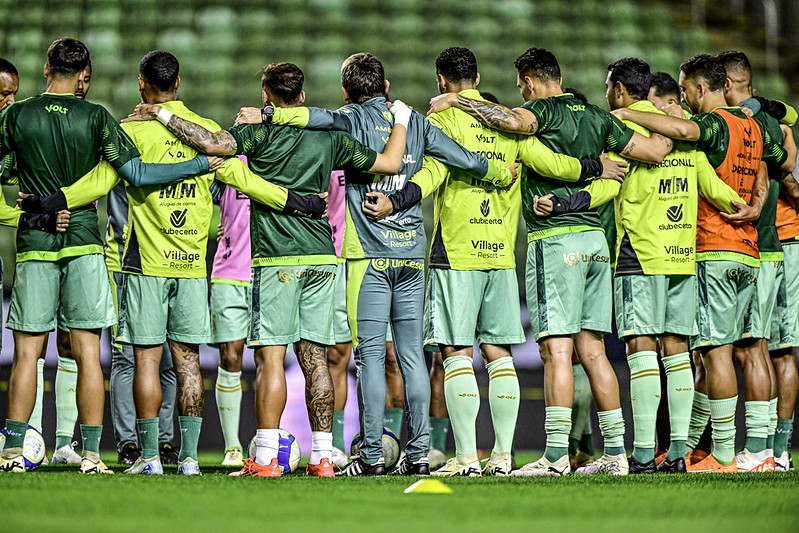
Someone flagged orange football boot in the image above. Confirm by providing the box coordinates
[306,458,335,477]
[686,454,738,474]
[229,457,282,477]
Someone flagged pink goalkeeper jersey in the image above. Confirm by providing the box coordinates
[211,156,251,283]
[328,170,346,257]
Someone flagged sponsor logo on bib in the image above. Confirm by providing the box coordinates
[170,209,187,228]
[666,204,683,222]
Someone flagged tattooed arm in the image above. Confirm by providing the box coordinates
[428,92,539,134]
[618,130,673,164]
[123,104,238,155]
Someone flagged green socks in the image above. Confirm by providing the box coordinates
[774,417,794,457]
[686,391,710,452]
[628,351,660,463]
[598,408,626,456]
[743,400,769,453]
[4,419,28,451]
[429,417,449,453]
[662,352,693,461]
[443,355,480,456]
[544,406,571,462]
[55,356,79,449]
[767,397,778,451]
[709,396,737,464]
[29,358,45,433]
[333,410,346,451]
[215,367,242,451]
[486,357,520,454]
[178,416,202,462]
[383,408,403,438]
[137,417,160,459]
[80,425,102,454]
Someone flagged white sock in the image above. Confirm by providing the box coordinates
[310,431,333,465]
[255,428,279,466]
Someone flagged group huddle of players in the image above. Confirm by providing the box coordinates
[0,36,796,477]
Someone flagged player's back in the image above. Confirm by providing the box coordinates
[695,108,763,259]
[425,90,522,270]
[3,94,120,194]
[522,93,630,234]
[119,101,218,278]
[230,124,343,264]
[1,94,138,260]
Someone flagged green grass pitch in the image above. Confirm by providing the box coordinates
[1,452,797,532]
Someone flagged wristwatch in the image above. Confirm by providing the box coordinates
[261,105,274,125]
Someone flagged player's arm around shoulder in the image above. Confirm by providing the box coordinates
[124,103,237,155]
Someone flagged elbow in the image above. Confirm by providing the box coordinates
[783,159,796,174]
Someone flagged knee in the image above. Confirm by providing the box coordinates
[219,350,242,373]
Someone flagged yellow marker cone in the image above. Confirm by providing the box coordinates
[403,479,453,494]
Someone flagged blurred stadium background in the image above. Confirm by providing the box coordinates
[0,0,797,453]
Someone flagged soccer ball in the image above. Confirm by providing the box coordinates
[0,425,46,469]
[350,427,400,470]
[247,429,301,474]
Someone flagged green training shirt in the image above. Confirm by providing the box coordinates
[0,93,139,261]
[229,123,378,267]
[752,110,788,259]
[521,93,635,239]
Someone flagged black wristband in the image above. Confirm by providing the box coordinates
[754,96,787,121]
[388,182,422,213]
[580,158,603,179]
[18,212,58,233]
[282,190,325,219]
[261,105,274,125]
[549,190,592,216]
[20,190,68,213]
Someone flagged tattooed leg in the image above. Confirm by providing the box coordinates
[294,339,334,432]
[169,340,204,417]
[253,346,288,429]
[133,345,164,419]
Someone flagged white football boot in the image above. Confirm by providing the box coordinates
[574,453,629,475]
[221,448,244,467]
[432,454,481,477]
[178,457,201,475]
[124,455,163,475]
[482,452,512,476]
[52,442,82,465]
[511,455,570,477]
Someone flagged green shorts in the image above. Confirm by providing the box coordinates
[248,264,337,347]
[7,254,116,332]
[525,230,612,340]
[117,274,210,345]
[773,242,799,349]
[210,281,250,344]
[333,261,352,344]
[692,260,757,349]
[333,260,392,345]
[425,268,525,350]
[615,274,697,340]
[744,260,781,341]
